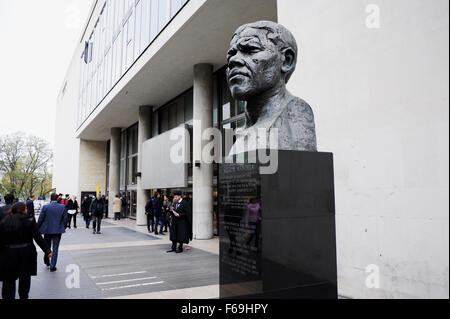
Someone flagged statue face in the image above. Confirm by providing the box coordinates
[227,27,283,100]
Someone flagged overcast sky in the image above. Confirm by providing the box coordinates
[0,0,93,147]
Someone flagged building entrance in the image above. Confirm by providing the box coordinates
[127,190,137,219]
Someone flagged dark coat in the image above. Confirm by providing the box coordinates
[152,197,162,218]
[0,205,12,222]
[163,200,171,221]
[145,199,153,217]
[89,198,106,217]
[0,214,51,280]
[81,198,91,216]
[66,199,75,210]
[37,202,67,235]
[170,199,192,244]
[26,199,35,219]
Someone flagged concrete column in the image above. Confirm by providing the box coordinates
[137,106,153,226]
[108,128,121,218]
[193,63,214,240]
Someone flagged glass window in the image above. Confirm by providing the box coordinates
[141,0,151,50]
[127,156,138,185]
[126,11,134,69]
[213,74,218,126]
[170,0,182,17]
[159,106,169,134]
[176,97,185,125]
[152,111,159,137]
[169,102,177,129]
[184,90,193,122]
[120,131,127,158]
[158,0,168,32]
[128,124,138,155]
[122,21,129,75]
[221,75,235,121]
[150,0,159,42]
[106,140,111,164]
[127,0,134,11]
[120,159,126,188]
[114,34,122,82]
[129,190,137,218]
[120,130,127,188]
[134,0,143,59]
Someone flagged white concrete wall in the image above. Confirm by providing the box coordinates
[278,0,449,298]
[78,139,107,197]
[53,51,82,197]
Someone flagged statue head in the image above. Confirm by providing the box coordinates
[226,21,298,101]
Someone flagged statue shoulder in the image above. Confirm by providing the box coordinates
[275,95,318,152]
[284,96,315,122]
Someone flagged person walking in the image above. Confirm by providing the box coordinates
[81,195,92,228]
[73,196,79,227]
[0,202,52,299]
[162,195,171,233]
[145,197,154,233]
[66,195,78,229]
[36,193,67,272]
[167,191,192,254]
[26,195,36,221]
[89,194,106,234]
[112,195,122,221]
[121,193,127,219]
[102,195,109,219]
[152,193,164,235]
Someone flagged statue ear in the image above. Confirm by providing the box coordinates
[281,47,296,76]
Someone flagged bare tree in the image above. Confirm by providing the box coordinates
[0,132,53,198]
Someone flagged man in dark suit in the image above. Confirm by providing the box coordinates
[89,194,106,234]
[37,193,67,272]
[26,195,36,221]
[167,191,192,254]
[145,198,154,233]
[153,193,165,235]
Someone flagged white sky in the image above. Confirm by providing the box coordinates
[0,0,93,146]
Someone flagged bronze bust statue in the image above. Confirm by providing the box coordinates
[226,21,317,154]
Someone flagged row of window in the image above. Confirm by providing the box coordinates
[120,124,139,188]
[78,0,189,128]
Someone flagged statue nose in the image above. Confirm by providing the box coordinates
[228,54,245,70]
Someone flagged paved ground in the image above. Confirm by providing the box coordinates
[1,216,219,299]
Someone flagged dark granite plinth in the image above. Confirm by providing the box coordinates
[219,151,337,299]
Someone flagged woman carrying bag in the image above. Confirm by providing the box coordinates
[0,202,52,299]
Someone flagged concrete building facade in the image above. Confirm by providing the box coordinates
[53,0,449,298]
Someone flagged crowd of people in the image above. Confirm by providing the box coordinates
[0,189,193,299]
[79,194,109,234]
[145,191,193,254]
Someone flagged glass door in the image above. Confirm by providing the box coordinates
[127,190,137,219]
